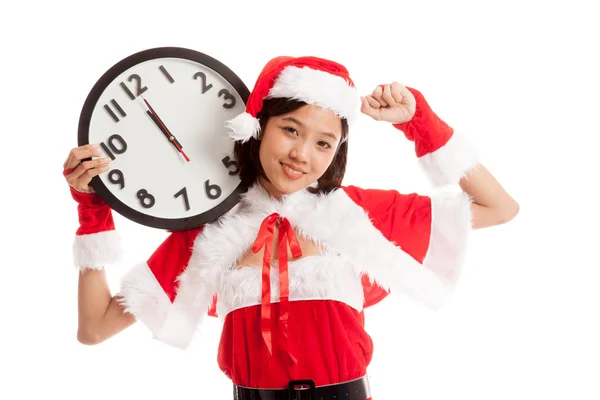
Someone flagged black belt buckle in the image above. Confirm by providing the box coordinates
[288,379,316,400]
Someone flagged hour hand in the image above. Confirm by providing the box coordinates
[138,93,190,162]
[146,111,184,149]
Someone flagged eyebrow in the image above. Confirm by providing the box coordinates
[281,116,340,142]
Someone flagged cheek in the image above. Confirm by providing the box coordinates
[312,152,336,175]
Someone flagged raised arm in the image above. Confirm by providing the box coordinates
[459,164,519,229]
[361,82,519,230]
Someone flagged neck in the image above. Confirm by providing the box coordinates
[258,176,285,201]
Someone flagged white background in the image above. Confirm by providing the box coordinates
[2,0,599,399]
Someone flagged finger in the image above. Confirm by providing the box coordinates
[360,96,382,120]
[372,85,389,107]
[64,144,102,171]
[64,145,95,171]
[365,95,382,109]
[391,81,407,103]
[67,157,111,182]
[381,84,397,106]
[70,163,111,191]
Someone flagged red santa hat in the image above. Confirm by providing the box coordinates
[226,56,359,143]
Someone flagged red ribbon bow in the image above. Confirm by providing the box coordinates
[251,212,302,364]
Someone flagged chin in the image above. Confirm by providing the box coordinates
[263,169,309,196]
[272,178,307,195]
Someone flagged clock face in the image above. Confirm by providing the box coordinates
[78,47,250,230]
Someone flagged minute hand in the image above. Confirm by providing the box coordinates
[139,94,190,162]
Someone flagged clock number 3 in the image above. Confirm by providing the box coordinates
[218,89,236,109]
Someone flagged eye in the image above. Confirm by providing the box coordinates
[317,141,332,149]
[281,126,298,135]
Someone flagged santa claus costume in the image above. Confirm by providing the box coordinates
[72,56,478,399]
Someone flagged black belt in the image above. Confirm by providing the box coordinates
[233,376,371,400]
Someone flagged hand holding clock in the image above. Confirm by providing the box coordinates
[63,144,111,193]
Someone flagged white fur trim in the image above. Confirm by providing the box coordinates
[267,66,359,123]
[117,261,171,337]
[423,188,473,285]
[312,189,452,311]
[152,232,219,350]
[225,111,261,143]
[217,253,364,318]
[418,130,479,187]
[181,183,453,316]
[72,230,123,270]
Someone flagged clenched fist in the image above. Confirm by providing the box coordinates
[360,81,417,125]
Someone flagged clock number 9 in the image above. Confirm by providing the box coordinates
[108,169,125,189]
[205,180,222,200]
[137,189,156,209]
[218,89,236,109]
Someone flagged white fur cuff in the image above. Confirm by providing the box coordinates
[418,131,479,187]
[117,261,172,337]
[423,187,473,287]
[73,230,123,270]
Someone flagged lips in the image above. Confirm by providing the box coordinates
[280,162,306,180]
[280,162,306,174]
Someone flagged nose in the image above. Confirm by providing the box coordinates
[289,139,309,164]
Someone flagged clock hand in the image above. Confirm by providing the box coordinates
[138,92,190,162]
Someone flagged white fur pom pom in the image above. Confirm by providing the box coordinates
[225,112,261,143]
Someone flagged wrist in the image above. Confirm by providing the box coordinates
[392,87,454,157]
[392,87,479,187]
[70,188,123,271]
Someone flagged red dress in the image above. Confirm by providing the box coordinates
[118,180,472,395]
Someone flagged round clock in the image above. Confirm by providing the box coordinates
[78,46,250,231]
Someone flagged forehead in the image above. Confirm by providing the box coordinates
[279,104,342,137]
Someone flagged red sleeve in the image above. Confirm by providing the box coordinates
[343,185,432,307]
[117,227,206,338]
[343,185,432,262]
[342,185,472,309]
[147,228,204,302]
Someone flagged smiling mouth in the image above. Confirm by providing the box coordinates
[280,162,306,175]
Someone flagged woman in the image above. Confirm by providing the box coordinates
[64,56,519,399]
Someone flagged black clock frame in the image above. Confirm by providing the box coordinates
[78,46,250,231]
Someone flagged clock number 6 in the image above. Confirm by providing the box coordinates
[205,180,222,200]
[218,89,236,109]
[137,189,156,209]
